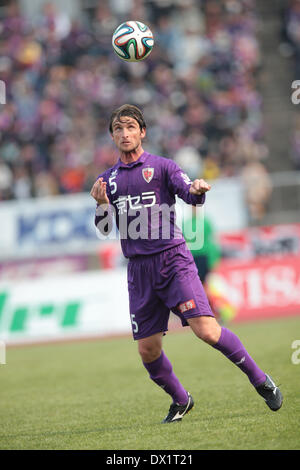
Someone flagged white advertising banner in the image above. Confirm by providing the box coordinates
[0,269,132,345]
[0,193,99,261]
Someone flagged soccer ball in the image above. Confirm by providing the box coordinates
[112,21,154,62]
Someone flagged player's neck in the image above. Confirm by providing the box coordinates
[120,146,144,165]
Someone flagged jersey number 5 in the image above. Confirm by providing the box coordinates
[130,314,139,334]
[109,176,117,194]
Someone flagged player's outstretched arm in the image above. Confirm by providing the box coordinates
[189,179,211,195]
[165,159,209,205]
[90,178,110,205]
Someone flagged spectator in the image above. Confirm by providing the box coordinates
[241,158,273,221]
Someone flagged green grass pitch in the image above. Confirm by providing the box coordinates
[0,316,299,450]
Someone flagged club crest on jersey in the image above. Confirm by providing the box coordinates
[142,167,154,183]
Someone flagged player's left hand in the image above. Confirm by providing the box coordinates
[189,179,211,195]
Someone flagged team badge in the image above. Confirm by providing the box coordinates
[142,167,154,183]
[178,299,196,314]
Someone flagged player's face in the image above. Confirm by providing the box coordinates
[111,116,146,153]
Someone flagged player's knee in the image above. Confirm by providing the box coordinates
[138,343,161,363]
[198,328,220,345]
[188,317,221,345]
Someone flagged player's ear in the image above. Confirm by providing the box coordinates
[141,127,146,139]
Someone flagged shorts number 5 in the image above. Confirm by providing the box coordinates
[130,314,139,333]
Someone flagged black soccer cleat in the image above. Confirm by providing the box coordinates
[162,392,194,423]
[255,374,283,411]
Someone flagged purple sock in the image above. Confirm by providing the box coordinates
[213,327,266,387]
[143,350,188,405]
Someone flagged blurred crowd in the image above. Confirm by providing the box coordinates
[280,0,300,171]
[281,0,300,78]
[0,0,272,219]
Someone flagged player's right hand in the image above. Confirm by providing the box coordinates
[90,178,110,205]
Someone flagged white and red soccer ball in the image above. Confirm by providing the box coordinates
[112,21,154,62]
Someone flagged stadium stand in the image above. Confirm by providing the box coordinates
[280,0,300,170]
[0,0,272,222]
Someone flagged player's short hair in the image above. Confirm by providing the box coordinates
[109,104,146,133]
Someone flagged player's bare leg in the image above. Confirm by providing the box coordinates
[138,332,194,423]
[186,315,221,345]
[188,315,266,386]
[138,332,163,363]
[188,316,283,411]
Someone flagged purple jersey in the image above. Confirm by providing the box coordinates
[94,151,205,258]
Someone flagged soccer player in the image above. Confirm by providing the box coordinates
[90,104,283,423]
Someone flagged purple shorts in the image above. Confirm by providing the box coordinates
[127,242,214,340]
